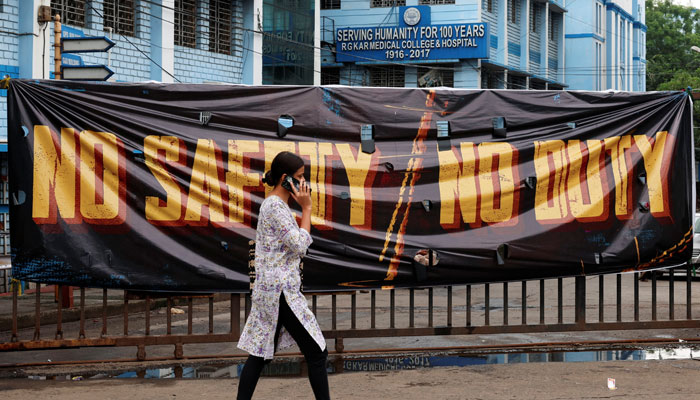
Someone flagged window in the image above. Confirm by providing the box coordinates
[419,0,455,4]
[209,0,232,55]
[175,0,196,48]
[507,74,526,89]
[619,20,625,66]
[368,66,405,87]
[481,69,501,89]
[321,0,341,9]
[595,2,603,36]
[51,0,86,27]
[595,42,602,90]
[321,68,341,85]
[508,0,517,24]
[549,12,557,41]
[530,2,539,32]
[103,0,135,36]
[484,0,493,13]
[417,65,454,88]
[530,79,546,90]
[263,0,315,85]
[371,0,406,8]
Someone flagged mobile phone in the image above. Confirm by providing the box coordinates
[282,176,311,193]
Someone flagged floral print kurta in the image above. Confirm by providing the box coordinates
[237,195,326,360]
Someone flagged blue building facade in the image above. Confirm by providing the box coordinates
[565,0,646,91]
[320,0,646,91]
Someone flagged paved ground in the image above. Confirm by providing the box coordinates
[1,359,700,399]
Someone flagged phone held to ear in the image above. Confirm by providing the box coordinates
[282,176,311,193]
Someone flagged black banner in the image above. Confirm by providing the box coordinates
[8,80,695,292]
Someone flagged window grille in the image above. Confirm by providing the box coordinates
[321,0,341,10]
[370,0,406,8]
[51,0,86,27]
[530,79,546,90]
[321,68,341,85]
[0,212,8,232]
[103,0,135,36]
[209,0,232,55]
[507,74,526,89]
[419,0,455,5]
[482,69,500,89]
[484,0,494,13]
[508,0,517,24]
[549,12,557,41]
[417,65,454,88]
[368,66,404,87]
[175,0,196,48]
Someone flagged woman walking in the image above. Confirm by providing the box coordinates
[237,151,330,400]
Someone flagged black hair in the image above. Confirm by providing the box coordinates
[263,151,304,187]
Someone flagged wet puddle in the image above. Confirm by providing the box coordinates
[27,347,700,380]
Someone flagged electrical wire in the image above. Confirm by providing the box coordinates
[143,0,645,78]
[112,0,616,80]
[42,22,48,79]
[0,29,40,37]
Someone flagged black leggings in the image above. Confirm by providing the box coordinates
[237,293,330,400]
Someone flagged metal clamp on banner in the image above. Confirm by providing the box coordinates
[496,243,509,265]
[638,172,647,185]
[361,124,375,154]
[277,115,294,138]
[200,111,212,126]
[436,120,451,151]
[492,116,507,138]
[524,176,537,190]
[639,201,650,213]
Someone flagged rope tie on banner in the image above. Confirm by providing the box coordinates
[0,75,10,90]
[627,227,694,271]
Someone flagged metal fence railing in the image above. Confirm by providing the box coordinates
[2,263,699,361]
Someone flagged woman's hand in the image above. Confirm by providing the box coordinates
[290,178,312,211]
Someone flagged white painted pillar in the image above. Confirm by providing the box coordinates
[560,7,565,85]
[18,0,51,79]
[161,0,175,83]
[150,0,175,82]
[251,0,263,85]
[542,2,548,79]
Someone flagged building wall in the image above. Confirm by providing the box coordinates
[0,0,20,142]
[173,0,244,83]
[0,0,248,140]
[565,0,645,91]
[49,1,152,82]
